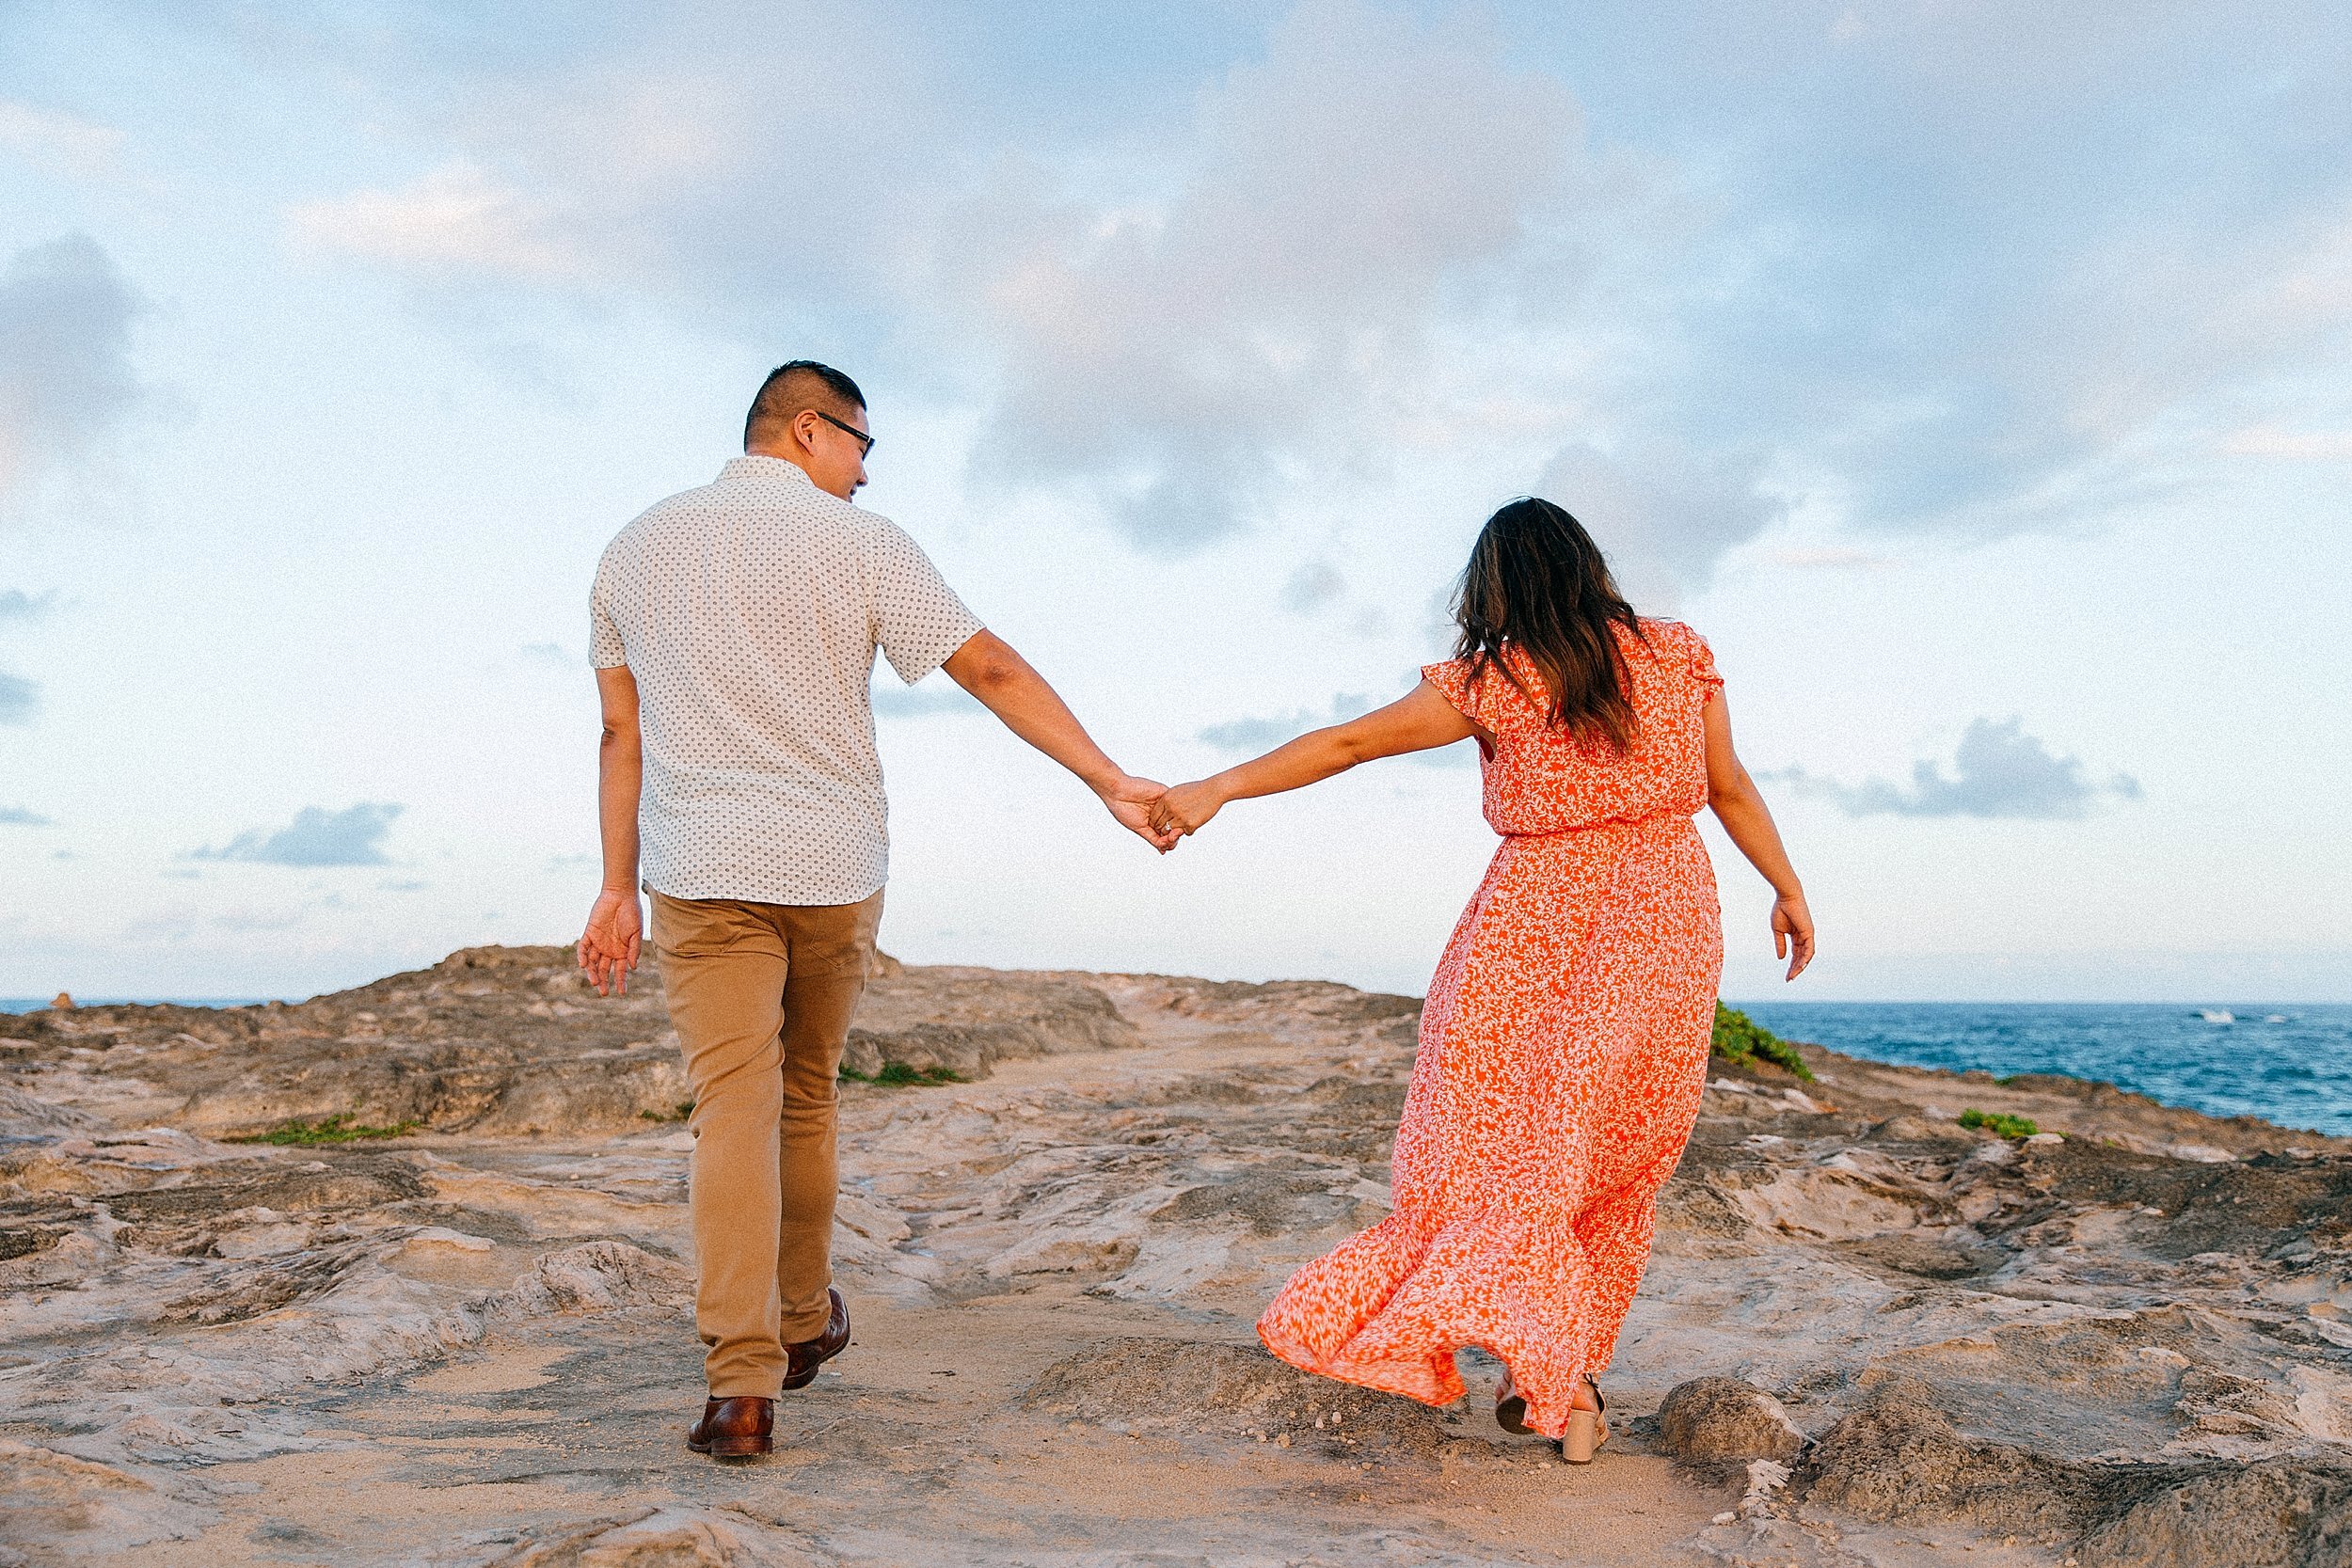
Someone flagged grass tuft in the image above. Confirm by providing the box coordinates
[227,1114,420,1146]
[638,1100,694,1123]
[1959,1108,2040,1139]
[1710,1003,1815,1082]
[842,1060,965,1087]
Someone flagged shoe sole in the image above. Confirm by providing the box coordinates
[688,1436,772,1459]
[1496,1393,1533,1435]
[782,1291,850,1390]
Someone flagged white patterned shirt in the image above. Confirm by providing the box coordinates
[589,455,984,905]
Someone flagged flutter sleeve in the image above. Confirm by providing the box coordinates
[1421,657,1493,726]
[1686,625,1725,702]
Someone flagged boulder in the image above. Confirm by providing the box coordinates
[1655,1376,1806,1463]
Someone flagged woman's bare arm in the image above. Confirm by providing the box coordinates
[1702,690,1815,980]
[1148,682,1477,837]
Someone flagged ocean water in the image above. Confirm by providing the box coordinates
[1737,1001,2352,1139]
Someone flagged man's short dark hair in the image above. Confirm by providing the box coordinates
[744,360,866,451]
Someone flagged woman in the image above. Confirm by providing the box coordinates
[1149,497,1814,1463]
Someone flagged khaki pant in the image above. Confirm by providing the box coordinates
[650,887,883,1398]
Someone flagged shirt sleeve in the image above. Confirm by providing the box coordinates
[869,520,985,684]
[588,544,628,669]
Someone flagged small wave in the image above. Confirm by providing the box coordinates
[2265,1014,2289,1024]
[2198,1008,2234,1025]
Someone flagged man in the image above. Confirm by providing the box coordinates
[575,360,1170,1459]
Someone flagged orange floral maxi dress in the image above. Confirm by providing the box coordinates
[1258,619,1725,1441]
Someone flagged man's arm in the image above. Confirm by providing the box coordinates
[578,664,644,994]
[940,630,1176,852]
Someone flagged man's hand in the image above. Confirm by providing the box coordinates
[578,888,644,996]
[1099,774,1180,853]
[1149,780,1225,840]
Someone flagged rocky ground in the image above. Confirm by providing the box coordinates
[2,946,2348,1567]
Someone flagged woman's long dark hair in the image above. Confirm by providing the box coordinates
[1452,497,1647,750]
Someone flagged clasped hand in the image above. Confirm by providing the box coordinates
[1096,774,1222,851]
[1146,780,1221,841]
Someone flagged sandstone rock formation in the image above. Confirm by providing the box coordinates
[2,945,2347,1566]
[1656,1377,1806,1465]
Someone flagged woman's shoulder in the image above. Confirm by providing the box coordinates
[1628,617,1722,696]
[1629,615,1699,646]
[1422,647,1542,728]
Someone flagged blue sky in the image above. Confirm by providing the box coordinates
[3,1,2347,1002]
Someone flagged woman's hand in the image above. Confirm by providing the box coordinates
[1150,780,1226,839]
[1772,891,1816,981]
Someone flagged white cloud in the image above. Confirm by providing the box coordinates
[285,161,586,281]
[214,908,306,933]
[1531,441,1784,606]
[0,590,51,731]
[1773,719,2141,821]
[1279,560,1345,612]
[2219,426,2352,461]
[0,234,145,506]
[1198,689,1475,768]
[191,803,406,867]
[0,101,126,179]
[1200,691,1376,752]
[516,641,579,669]
[2000,213,2352,487]
[938,0,1586,546]
[0,671,33,724]
[223,1,2352,584]
[0,588,58,619]
[288,4,1616,554]
[278,8,952,322]
[1766,547,1899,571]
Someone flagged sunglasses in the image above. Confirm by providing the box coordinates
[812,409,874,458]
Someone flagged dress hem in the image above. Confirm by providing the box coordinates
[1256,1317,1581,1441]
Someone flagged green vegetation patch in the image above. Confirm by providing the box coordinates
[227,1114,421,1146]
[1711,1003,1815,1082]
[639,1100,694,1123]
[1959,1108,2040,1139]
[841,1061,966,1087]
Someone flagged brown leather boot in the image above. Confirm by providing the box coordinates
[686,1396,773,1458]
[781,1287,850,1391]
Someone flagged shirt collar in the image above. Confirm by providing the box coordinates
[720,453,818,486]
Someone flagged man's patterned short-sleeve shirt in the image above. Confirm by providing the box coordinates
[590,455,983,906]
